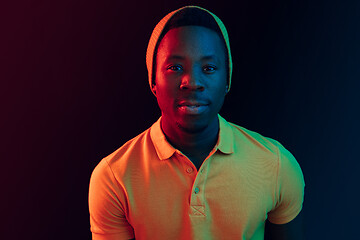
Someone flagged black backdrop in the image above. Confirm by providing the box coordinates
[1,0,359,239]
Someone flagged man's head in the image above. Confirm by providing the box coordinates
[146,6,232,94]
[146,6,232,134]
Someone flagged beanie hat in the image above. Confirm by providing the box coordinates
[146,6,233,95]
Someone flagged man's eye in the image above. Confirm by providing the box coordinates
[167,65,183,71]
[203,65,217,73]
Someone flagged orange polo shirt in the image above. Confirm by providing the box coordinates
[89,115,305,240]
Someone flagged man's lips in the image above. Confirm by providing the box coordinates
[177,100,209,114]
[177,100,209,107]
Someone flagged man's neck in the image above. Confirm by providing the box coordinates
[160,116,219,159]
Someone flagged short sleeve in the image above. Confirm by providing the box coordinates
[88,159,135,240]
[267,142,305,224]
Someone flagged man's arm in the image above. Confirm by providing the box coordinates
[89,160,135,240]
[264,210,304,240]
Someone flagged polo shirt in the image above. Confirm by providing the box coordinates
[89,115,305,240]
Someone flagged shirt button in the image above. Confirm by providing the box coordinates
[186,167,193,173]
[194,187,200,194]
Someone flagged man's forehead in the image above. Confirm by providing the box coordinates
[159,26,225,52]
[165,54,221,62]
[162,25,222,42]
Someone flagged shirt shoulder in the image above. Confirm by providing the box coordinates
[227,120,303,180]
[226,120,281,157]
[100,126,154,174]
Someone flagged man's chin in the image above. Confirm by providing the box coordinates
[175,121,208,134]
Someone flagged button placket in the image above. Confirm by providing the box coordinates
[189,156,212,217]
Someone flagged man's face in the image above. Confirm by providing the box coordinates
[154,25,227,134]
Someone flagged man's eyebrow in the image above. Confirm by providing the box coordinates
[201,55,218,61]
[166,55,185,61]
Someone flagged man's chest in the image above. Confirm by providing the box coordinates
[124,156,278,237]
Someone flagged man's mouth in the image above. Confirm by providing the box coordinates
[177,101,209,115]
[180,105,202,107]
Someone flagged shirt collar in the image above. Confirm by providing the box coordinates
[150,117,176,160]
[150,115,234,161]
[217,114,235,154]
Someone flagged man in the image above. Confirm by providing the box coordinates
[89,6,305,240]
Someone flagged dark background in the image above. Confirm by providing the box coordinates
[1,0,359,239]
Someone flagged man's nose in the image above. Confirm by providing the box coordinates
[179,69,205,91]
